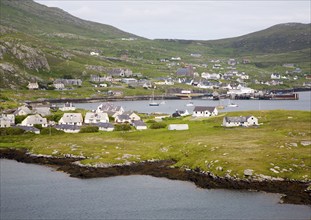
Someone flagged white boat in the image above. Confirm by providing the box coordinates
[186,102,194,106]
[149,90,159,106]
[227,102,238,107]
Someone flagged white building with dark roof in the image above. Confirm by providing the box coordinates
[21,114,48,127]
[85,112,109,124]
[0,114,15,127]
[222,116,258,127]
[59,113,83,126]
[192,106,218,117]
[14,106,32,116]
[132,120,147,130]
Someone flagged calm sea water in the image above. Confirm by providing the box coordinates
[1,159,310,220]
[73,91,311,114]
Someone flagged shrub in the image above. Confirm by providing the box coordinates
[0,127,25,136]
[79,126,99,133]
[15,115,27,124]
[150,122,167,129]
[114,124,131,131]
[33,124,43,130]
[146,119,156,123]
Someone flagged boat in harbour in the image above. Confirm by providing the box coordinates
[186,102,194,106]
[149,90,159,106]
[227,100,238,107]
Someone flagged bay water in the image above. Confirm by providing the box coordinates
[1,159,310,220]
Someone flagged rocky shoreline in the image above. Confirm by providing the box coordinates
[0,148,310,205]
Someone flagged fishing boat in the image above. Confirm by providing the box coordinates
[186,102,194,106]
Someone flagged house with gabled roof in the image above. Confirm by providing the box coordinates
[14,106,32,116]
[85,112,109,124]
[27,82,39,90]
[0,114,15,127]
[59,102,76,111]
[192,106,218,117]
[54,124,81,133]
[97,122,114,132]
[21,114,48,127]
[115,114,131,123]
[222,116,258,127]
[132,120,147,130]
[59,113,83,126]
[32,106,51,116]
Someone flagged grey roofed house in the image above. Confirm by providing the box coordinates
[14,106,32,116]
[58,113,83,125]
[32,106,51,116]
[132,120,147,130]
[132,120,146,127]
[115,114,131,123]
[16,125,40,134]
[54,124,81,133]
[96,122,114,131]
[222,116,259,127]
[21,114,48,127]
[193,106,216,112]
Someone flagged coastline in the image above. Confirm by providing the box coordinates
[1,148,310,205]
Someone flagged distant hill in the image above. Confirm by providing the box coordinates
[206,23,311,54]
[0,0,138,39]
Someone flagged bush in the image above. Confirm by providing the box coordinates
[15,115,27,124]
[146,119,156,123]
[0,127,25,136]
[41,127,65,135]
[33,124,43,130]
[79,126,99,133]
[150,122,167,129]
[114,124,131,131]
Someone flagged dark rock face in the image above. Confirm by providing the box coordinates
[1,148,310,205]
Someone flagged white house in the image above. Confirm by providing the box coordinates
[222,116,259,127]
[271,73,281,79]
[54,124,81,133]
[125,112,141,121]
[84,112,109,124]
[0,114,15,127]
[21,114,48,127]
[97,123,114,132]
[27,82,39,90]
[96,103,124,117]
[132,120,147,130]
[114,114,131,123]
[59,113,83,126]
[168,124,189,130]
[14,106,32,116]
[192,106,218,117]
[53,82,65,90]
[59,102,76,111]
[32,106,51,116]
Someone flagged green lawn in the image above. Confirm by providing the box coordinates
[0,110,310,181]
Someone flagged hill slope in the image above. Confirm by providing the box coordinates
[0,0,138,39]
[206,23,311,54]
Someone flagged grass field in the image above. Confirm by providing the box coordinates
[0,110,310,181]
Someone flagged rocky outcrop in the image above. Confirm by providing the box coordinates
[0,41,50,71]
[1,148,310,205]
